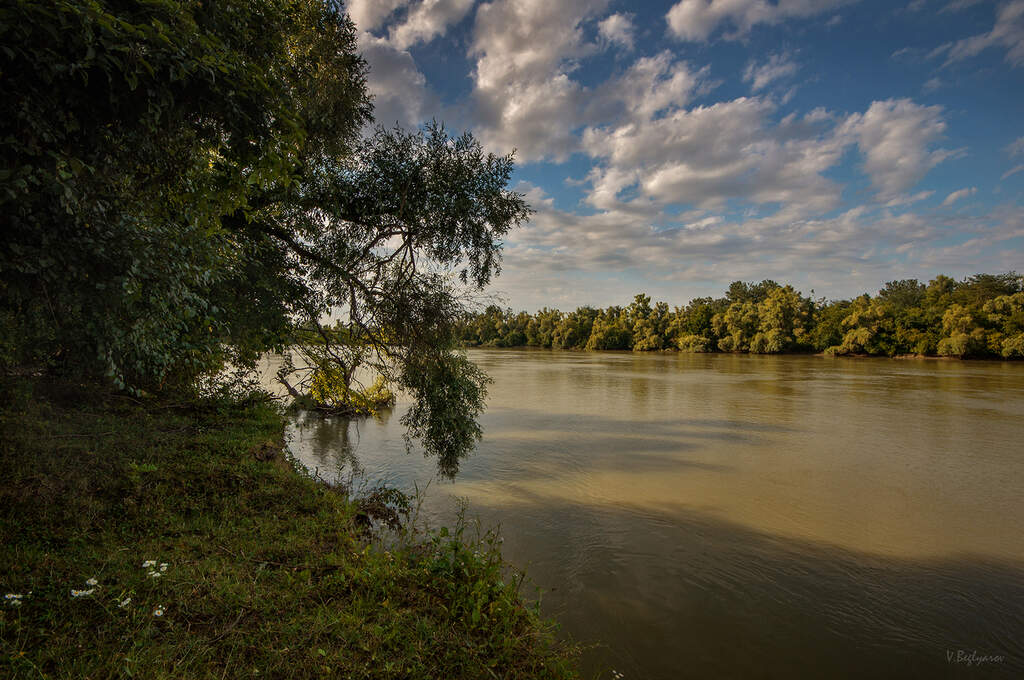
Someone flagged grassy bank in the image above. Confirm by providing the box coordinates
[0,378,577,679]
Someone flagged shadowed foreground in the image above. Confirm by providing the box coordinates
[0,378,577,679]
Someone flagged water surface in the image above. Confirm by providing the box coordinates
[282,350,1024,678]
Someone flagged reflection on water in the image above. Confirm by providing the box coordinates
[281,350,1024,679]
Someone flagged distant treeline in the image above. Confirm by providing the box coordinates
[457,273,1024,358]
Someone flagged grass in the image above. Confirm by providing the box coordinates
[0,377,578,679]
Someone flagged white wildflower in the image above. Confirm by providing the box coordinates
[4,593,22,601]
[70,588,96,598]
[159,563,168,572]
[118,597,131,608]
[148,570,163,579]
[85,577,98,587]
[9,599,21,607]
[153,606,164,617]
[142,560,156,568]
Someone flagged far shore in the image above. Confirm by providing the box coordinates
[460,345,1019,362]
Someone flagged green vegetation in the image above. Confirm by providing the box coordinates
[459,273,1024,359]
[1,0,529,474]
[0,2,578,675]
[0,378,578,679]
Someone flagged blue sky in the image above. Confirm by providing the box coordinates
[350,0,1023,310]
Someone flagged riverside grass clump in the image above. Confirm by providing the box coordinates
[0,378,578,679]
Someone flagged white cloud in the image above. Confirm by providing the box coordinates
[1002,164,1024,179]
[573,92,951,225]
[358,32,435,128]
[581,98,848,218]
[498,185,956,303]
[494,94,959,291]
[495,180,1024,309]
[884,190,935,207]
[891,46,922,60]
[665,0,854,42]
[350,1,474,128]
[363,1,1018,306]
[468,0,608,161]
[388,0,476,49]
[597,52,706,124]
[838,98,955,202]
[942,0,987,12]
[923,76,943,91]
[940,0,1024,66]
[1007,136,1024,156]
[743,53,799,91]
[598,13,636,50]
[348,0,408,32]
[941,187,977,206]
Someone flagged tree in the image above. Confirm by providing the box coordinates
[981,292,1024,357]
[526,308,562,348]
[750,285,812,353]
[552,307,597,349]
[628,294,669,351]
[877,279,926,309]
[585,307,631,350]
[726,279,779,305]
[954,272,1022,307]
[1,0,530,476]
[713,302,759,352]
[936,305,984,357]
[810,299,852,351]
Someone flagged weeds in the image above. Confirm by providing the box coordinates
[0,377,577,679]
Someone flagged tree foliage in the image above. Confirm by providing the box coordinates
[458,273,1024,359]
[1,0,530,475]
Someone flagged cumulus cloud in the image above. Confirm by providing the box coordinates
[358,32,435,128]
[582,98,848,218]
[838,98,955,202]
[598,13,636,50]
[388,0,476,49]
[484,92,961,300]
[591,51,706,124]
[497,182,959,303]
[494,178,1024,309]
[468,0,608,161]
[743,53,799,91]
[941,187,977,206]
[665,0,854,42]
[351,1,476,128]
[936,0,1024,66]
[348,0,1015,305]
[579,96,953,218]
[348,0,407,32]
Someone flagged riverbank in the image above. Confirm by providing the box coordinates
[462,343,1017,361]
[0,377,577,679]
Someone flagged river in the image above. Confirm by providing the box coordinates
[281,349,1024,679]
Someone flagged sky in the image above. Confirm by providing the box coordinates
[349,0,1024,311]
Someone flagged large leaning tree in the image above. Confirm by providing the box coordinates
[0,0,530,475]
